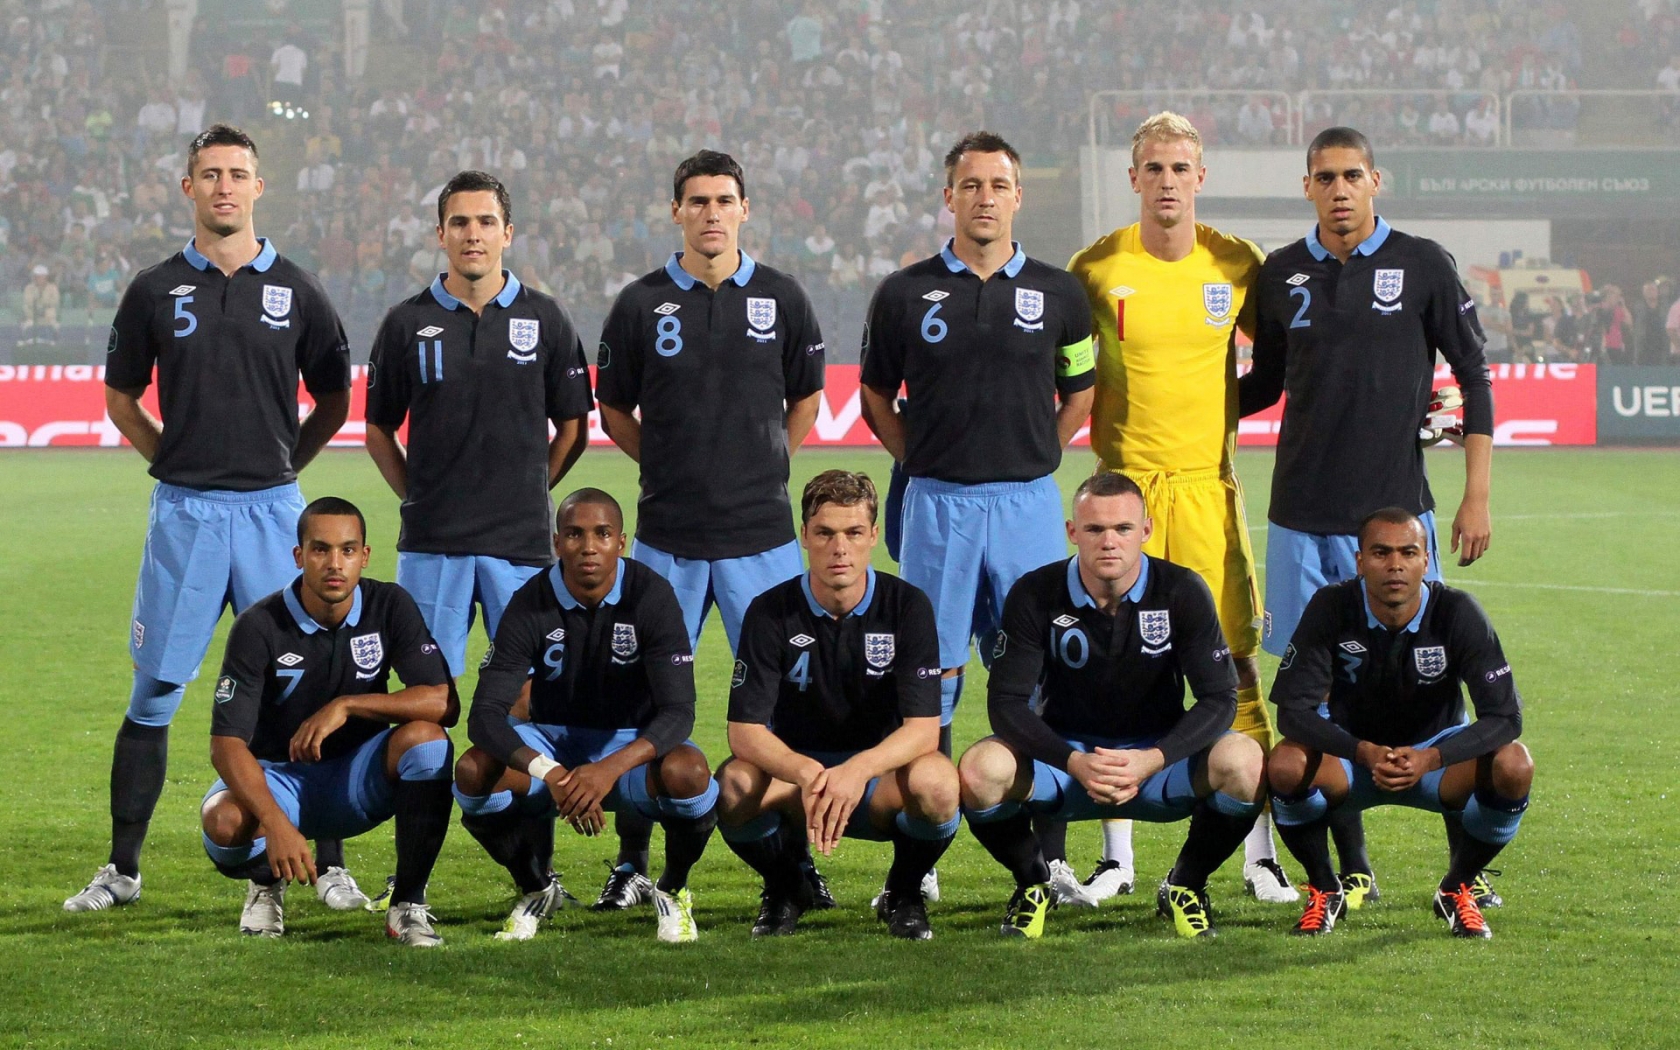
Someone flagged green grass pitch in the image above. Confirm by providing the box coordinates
[1,446,1676,1049]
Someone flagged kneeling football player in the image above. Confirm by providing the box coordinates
[1267,508,1532,939]
[959,472,1264,939]
[200,497,457,946]
[717,470,957,940]
[453,488,718,944]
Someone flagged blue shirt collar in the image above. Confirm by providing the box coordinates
[1306,216,1391,262]
[939,238,1027,278]
[549,559,626,611]
[801,566,877,619]
[283,577,363,634]
[183,236,277,273]
[428,269,522,310]
[1066,554,1150,609]
[1363,579,1430,632]
[664,250,756,291]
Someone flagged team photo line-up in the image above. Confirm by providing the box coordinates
[64,112,1530,946]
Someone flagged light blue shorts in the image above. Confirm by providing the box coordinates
[397,552,543,677]
[1020,734,1218,824]
[1336,724,1466,815]
[1262,510,1441,657]
[131,481,304,684]
[514,723,717,820]
[633,539,803,652]
[898,475,1066,670]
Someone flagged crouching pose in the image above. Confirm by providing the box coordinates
[959,472,1264,939]
[200,498,456,945]
[717,471,958,940]
[1268,508,1531,939]
[452,489,718,944]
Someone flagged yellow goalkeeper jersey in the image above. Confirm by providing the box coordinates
[1068,222,1264,473]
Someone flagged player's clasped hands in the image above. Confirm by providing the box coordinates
[544,763,609,837]
[802,761,870,856]
[1368,744,1440,792]
[287,697,350,763]
[1071,747,1161,807]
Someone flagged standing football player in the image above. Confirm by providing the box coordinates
[69,125,355,914]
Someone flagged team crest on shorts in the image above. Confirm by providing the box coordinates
[508,318,540,361]
[262,284,293,318]
[1014,288,1045,328]
[1373,269,1405,304]
[1139,609,1172,651]
[864,632,895,670]
[612,623,639,660]
[1203,282,1233,322]
[350,633,384,671]
[747,297,777,331]
[1414,645,1448,680]
[132,619,145,649]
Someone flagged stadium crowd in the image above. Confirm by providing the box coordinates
[0,0,1611,358]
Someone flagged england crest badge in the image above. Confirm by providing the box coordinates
[350,633,384,671]
[864,632,895,670]
[1139,610,1172,649]
[1015,288,1044,323]
[1373,268,1405,304]
[508,318,540,362]
[1203,282,1233,321]
[1414,645,1448,680]
[262,284,293,319]
[747,297,777,332]
[612,623,639,659]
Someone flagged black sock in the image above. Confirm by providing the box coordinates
[1443,810,1466,865]
[461,808,549,894]
[968,810,1050,887]
[1328,802,1372,876]
[314,838,345,870]
[1443,834,1507,894]
[938,724,953,758]
[213,852,275,883]
[614,808,653,875]
[886,828,955,896]
[391,779,452,906]
[1168,800,1255,889]
[109,719,169,878]
[1275,811,1338,891]
[723,828,799,893]
[524,812,556,878]
[780,820,820,876]
[655,809,717,894]
[1033,816,1069,864]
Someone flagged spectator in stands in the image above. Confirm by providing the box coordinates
[21,264,59,345]
[270,29,309,108]
[1426,95,1461,145]
[1632,280,1671,364]
[1464,96,1499,146]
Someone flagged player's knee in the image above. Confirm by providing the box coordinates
[200,792,252,847]
[453,747,501,795]
[905,754,961,822]
[1490,741,1533,795]
[713,757,765,818]
[1265,740,1311,795]
[957,738,1015,808]
[1209,733,1264,800]
[390,720,448,752]
[656,744,712,800]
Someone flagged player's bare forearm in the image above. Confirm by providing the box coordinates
[859,384,906,461]
[598,403,641,463]
[548,416,589,487]
[338,682,456,728]
[785,390,821,453]
[294,389,350,470]
[1453,433,1493,565]
[365,424,408,498]
[728,721,823,790]
[210,736,302,845]
[846,716,940,783]
[1055,387,1094,448]
[105,386,162,462]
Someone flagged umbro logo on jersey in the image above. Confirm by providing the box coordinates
[169,284,196,296]
[1108,286,1135,298]
[1339,640,1368,654]
[1287,273,1310,287]
[1052,615,1079,628]
[276,653,304,667]
[789,634,815,647]
[417,325,444,338]
[654,302,680,316]
[921,290,949,302]
[546,628,566,642]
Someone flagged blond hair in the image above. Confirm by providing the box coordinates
[1131,111,1203,169]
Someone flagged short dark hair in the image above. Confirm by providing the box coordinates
[1307,126,1375,171]
[187,124,259,177]
[1357,506,1425,547]
[673,149,747,202]
[297,496,366,545]
[1073,470,1145,505]
[801,470,878,524]
[438,170,512,227]
[557,487,624,531]
[943,131,1022,187]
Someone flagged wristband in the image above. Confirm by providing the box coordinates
[527,755,560,780]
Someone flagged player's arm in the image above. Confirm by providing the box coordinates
[1404,594,1522,775]
[597,403,640,462]
[1238,270,1287,415]
[210,615,314,883]
[105,385,162,461]
[103,281,162,460]
[364,310,410,497]
[782,282,827,454]
[546,303,595,487]
[1145,576,1240,774]
[365,424,408,498]
[727,599,826,790]
[986,583,1079,771]
[858,281,908,461]
[1053,276,1096,447]
[594,291,643,462]
[785,391,822,453]
[294,389,350,471]
[466,595,554,775]
[547,417,589,486]
[1271,592,1367,762]
[293,280,354,471]
[1428,249,1495,565]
